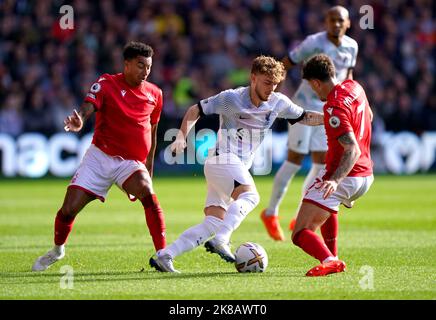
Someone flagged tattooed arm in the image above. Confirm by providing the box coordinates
[319,132,361,199]
[298,111,324,126]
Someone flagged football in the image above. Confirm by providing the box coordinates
[234,242,268,273]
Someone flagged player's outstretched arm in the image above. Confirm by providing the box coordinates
[170,104,201,154]
[299,111,324,126]
[319,132,361,199]
[63,102,95,132]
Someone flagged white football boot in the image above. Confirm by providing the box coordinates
[204,238,235,263]
[32,245,65,271]
[149,250,180,273]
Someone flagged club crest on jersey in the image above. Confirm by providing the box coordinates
[145,92,156,103]
[90,83,101,93]
[329,116,340,128]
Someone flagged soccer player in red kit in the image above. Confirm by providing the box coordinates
[32,42,167,271]
[291,54,374,276]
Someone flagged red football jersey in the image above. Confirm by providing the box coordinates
[323,79,373,180]
[84,73,163,163]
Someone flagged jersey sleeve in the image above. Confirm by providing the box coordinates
[276,94,305,123]
[199,89,237,116]
[150,89,163,125]
[83,76,106,110]
[325,105,353,140]
[289,36,318,64]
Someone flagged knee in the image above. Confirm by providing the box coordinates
[240,191,260,208]
[137,182,154,199]
[60,203,79,219]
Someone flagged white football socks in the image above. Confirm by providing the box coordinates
[163,215,223,258]
[265,161,301,216]
[53,244,65,256]
[215,191,260,244]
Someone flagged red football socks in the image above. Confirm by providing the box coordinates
[141,194,166,251]
[321,213,338,257]
[54,209,75,246]
[293,228,333,263]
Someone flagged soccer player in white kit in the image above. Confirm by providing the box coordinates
[261,6,359,241]
[150,56,324,272]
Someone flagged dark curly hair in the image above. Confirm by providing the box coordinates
[302,54,336,82]
[123,41,154,60]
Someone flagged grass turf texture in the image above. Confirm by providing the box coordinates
[0,175,435,300]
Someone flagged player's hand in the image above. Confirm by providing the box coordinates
[64,109,83,132]
[317,179,339,199]
[170,138,186,156]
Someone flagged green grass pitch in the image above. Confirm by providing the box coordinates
[0,175,435,300]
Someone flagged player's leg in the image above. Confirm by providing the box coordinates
[122,170,166,251]
[151,204,226,272]
[214,183,259,245]
[149,158,231,272]
[261,123,310,240]
[32,187,96,271]
[263,123,309,217]
[202,154,259,260]
[32,145,111,272]
[292,202,345,277]
[289,125,327,231]
[261,150,304,240]
[205,183,259,262]
[320,210,338,258]
[159,206,225,260]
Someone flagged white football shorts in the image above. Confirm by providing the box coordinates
[204,152,255,210]
[303,169,374,213]
[287,122,328,154]
[69,144,147,202]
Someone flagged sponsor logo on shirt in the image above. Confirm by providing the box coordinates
[145,92,156,103]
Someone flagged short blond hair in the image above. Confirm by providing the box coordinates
[251,55,286,83]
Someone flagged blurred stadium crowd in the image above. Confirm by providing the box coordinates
[0,0,435,139]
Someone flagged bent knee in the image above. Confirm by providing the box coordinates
[135,182,154,199]
[240,191,260,208]
[60,204,80,218]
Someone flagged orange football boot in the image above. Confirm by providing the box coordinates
[260,209,285,241]
[289,217,297,231]
[305,260,346,277]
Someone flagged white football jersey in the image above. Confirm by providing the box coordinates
[200,86,304,168]
[289,31,358,111]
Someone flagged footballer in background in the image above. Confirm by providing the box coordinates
[261,6,358,245]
